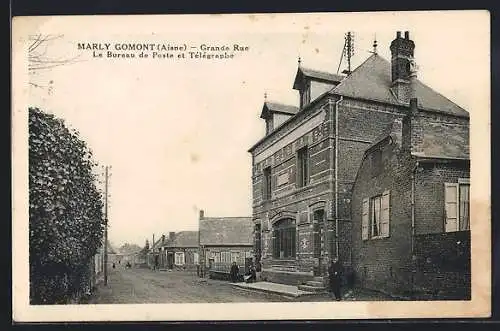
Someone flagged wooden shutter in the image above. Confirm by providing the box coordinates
[444,183,459,232]
[381,190,390,237]
[362,198,369,240]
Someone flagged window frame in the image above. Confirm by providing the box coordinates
[370,195,383,239]
[296,146,309,188]
[272,218,297,260]
[263,166,272,201]
[174,251,185,265]
[362,190,390,240]
[444,179,470,232]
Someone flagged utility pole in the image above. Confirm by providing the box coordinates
[103,165,109,286]
[338,32,355,75]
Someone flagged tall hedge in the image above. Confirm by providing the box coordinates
[29,107,105,304]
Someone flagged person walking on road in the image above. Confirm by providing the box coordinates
[328,257,343,301]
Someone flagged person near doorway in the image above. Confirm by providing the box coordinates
[230,262,239,283]
[328,257,343,301]
[244,262,257,283]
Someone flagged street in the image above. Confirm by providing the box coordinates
[87,266,395,304]
[88,267,287,303]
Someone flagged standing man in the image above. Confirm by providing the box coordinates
[230,262,239,283]
[328,257,343,301]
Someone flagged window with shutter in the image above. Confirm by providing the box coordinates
[381,190,390,237]
[362,198,369,240]
[371,196,382,238]
[444,183,459,232]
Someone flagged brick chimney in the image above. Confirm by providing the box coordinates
[390,31,416,102]
[402,98,419,151]
[169,232,175,242]
[199,209,205,219]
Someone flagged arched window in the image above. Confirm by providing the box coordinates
[272,218,296,259]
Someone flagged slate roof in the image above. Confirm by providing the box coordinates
[331,54,469,117]
[260,101,299,119]
[365,117,469,160]
[164,231,199,248]
[293,67,345,89]
[199,217,253,246]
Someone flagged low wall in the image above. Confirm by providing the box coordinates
[413,230,471,300]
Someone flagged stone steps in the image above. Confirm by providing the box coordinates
[298,284,327,293]
[306,280,324,287]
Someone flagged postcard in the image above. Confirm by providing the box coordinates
[12,10,491,321]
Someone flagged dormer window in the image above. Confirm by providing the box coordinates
[300,81,311,109]
[265,117,274,135]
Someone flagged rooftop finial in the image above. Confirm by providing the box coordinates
[298,55,302,67]
[264,91,268,101]
[373,33,378,54]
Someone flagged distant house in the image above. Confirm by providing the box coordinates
[351,98,470,299]
[156,231,199,271]
[198,210,254,278]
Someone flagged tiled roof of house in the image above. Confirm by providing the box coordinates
[331,54,469,117]
[164,231,199,248]
[293,67,345,90]
[260,101,299,119]
[412,128,470,160]
[365,117,469,160]
[199,217,253,246]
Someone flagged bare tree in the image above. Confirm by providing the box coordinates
[28,34,82,90]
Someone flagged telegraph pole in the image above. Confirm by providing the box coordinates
[103,165,109,286]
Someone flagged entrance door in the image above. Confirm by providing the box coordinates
[167,252,174,269]
[313,209,325,276]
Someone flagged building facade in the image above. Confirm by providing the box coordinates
[160,231,199,271]
[198,210,254,278]
[248,31,470,289]
[350,98,470,298]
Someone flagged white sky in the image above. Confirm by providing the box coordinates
[23,11,489,248]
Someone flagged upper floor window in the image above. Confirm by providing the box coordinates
[263,166,272,200]
[445,179,470,232]
[297,147,309,188]
[300,81,311,109]
[362,190,390,240]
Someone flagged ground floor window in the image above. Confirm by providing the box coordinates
[445,180,470,232]
[273,218,296,259]
[194,252,199,265]
[175,252,185,265]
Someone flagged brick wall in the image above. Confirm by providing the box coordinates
[415,161,470,235]
[410,111,469,159]
[351,136,414,296]
[413,230,471,299]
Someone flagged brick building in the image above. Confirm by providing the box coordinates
[248,31,470,291]
[198,210,254,279]
[351,98,470,298]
